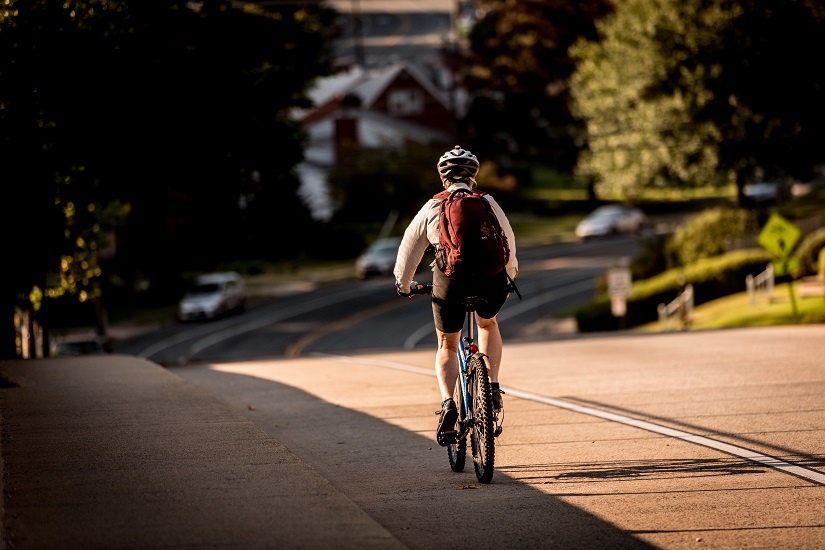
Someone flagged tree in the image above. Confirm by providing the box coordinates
[0,0,339,357]
[570,0,825,201]
[461,0,615,170]
[327,142,444,224]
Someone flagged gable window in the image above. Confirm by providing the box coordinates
[388,89,424,116]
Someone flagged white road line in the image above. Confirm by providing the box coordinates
[505,388,825,486]
[317,353,825,486]
[402,277,596,349]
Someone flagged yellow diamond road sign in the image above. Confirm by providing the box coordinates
[757,213,801,259]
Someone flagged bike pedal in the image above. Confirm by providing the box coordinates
[437,429,458,446]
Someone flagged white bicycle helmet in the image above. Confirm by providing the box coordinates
[437,145,479,181]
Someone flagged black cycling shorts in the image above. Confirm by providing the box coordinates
[431,268,509,333]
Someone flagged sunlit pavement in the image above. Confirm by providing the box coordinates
[2,325,824,549]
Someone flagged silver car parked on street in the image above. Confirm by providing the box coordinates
[177,271,247,321]
[575,203,650,241]
[355,237,402,279]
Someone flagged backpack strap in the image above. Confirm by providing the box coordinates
[450,188,473,200]
[433,188,479,201]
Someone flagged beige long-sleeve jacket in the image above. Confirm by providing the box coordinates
[393,182,518,294]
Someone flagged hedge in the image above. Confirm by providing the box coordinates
[574,248,773,332]
[794,226,825,277]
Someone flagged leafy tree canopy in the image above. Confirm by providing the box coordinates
[0,0,339,356]
[461,0,615,170]
[570,0,825,200]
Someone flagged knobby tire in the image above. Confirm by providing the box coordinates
[469,354,495,483]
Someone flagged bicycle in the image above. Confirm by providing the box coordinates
[409,281,503,484]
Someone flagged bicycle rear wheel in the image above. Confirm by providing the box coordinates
[448,379,466,472]
[469,354,495,483]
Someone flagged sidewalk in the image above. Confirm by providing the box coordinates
[0,355,403,549]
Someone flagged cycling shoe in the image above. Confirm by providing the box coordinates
[435,398,458,446]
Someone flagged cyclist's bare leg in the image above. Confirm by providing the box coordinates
[435,329,461,401]
[476,315,502,383]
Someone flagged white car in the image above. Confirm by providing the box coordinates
[177,271,246,321]
[575,204,650,241]
[355,237,402,279]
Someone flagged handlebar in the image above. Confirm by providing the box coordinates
[404,278,521,300]
[408,281,433,295]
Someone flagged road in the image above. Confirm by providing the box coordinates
[113,237,639,366]
[106,236,825,547]
[170,325,825,548]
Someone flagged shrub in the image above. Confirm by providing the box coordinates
[793,226,825,277]
[631,232,670,280]
[574,249,773,332]
[665,207,759,268]
[819,248,825,282]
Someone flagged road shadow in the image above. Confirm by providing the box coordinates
[172,364,657,550]
[565,396,825,473]
[500,457,768,487]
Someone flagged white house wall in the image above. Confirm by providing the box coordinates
[296,162,334,222]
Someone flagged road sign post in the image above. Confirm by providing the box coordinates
[757,213,802,320]
[607,264,632,327]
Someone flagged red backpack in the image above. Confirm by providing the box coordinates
[434,188,510,277]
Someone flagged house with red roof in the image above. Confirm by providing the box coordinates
[294,63,459,220]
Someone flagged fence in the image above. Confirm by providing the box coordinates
[746,263,774,306]
[658,284,694,331]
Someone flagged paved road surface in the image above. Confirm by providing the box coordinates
[2,325,824,548]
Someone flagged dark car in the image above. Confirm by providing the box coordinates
[51,336,108,356]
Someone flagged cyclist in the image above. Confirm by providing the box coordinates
[394,145,519,446]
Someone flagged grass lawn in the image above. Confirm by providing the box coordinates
[635,280,825,332]
[508,212,582,246]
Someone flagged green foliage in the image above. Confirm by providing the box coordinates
[0,0,340,351]
[630,232,670,281]
[570,0,825,200]
[326,143,444,224]
[574,248,772,331]
[819,249,825,282]
[570,0,733,198]
[463,0,615,168]
[779,179,825,219]
[664,207,759,268]
[793,226,825,277]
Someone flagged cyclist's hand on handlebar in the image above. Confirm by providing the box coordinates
[397,281,431,298]
[412,282,433,295]
[396,281,418,298]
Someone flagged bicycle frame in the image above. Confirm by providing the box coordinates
[454,307,477,438]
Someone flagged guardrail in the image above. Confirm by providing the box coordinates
[746,263,774,306]
[658,284,694,331]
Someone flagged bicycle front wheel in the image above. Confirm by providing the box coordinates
[448,379,466,472]
[469,353,495,483]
